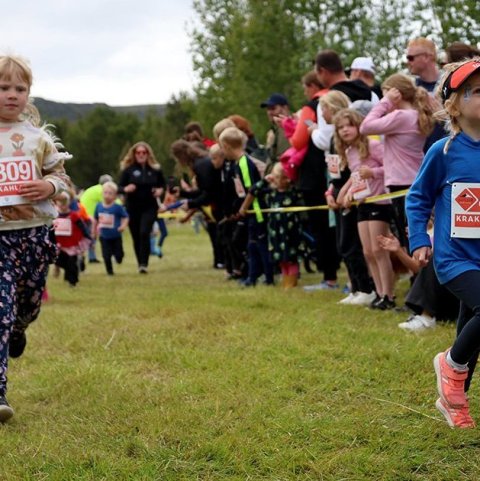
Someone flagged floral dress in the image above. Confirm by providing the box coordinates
[250,179,306,263]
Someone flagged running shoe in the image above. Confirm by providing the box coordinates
[434,350,468,408]
[435,397,475,429]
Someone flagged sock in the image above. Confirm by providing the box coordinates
[447,350,469,372]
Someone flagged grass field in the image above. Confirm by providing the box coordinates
[1,223,479,480]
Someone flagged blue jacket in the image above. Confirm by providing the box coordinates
[406,132,480,284]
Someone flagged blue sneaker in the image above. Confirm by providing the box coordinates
[303,281,339,292]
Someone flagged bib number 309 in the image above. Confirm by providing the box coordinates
[0,156,36,206]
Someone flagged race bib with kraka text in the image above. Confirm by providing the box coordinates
[451,183,480,238]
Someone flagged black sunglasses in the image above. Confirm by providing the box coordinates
[406,52,428,62]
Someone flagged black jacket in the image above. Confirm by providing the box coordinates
[119,163,165,211]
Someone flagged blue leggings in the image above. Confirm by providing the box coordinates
[0,226,56,395]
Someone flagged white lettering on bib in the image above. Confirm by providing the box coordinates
[53,217,72,236]
[351,171,371,201]
[98,212,115,229]
[451,183,480,238]
[326,154,341,179]
[0,156,36,206]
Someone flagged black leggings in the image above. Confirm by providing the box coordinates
[445,270,480,391]
[127,208,157,267]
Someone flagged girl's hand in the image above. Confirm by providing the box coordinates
[19,180,55,201]
[343,192,353,209]
[180,179,191,192]
[123,183,136,193]
[377,233,400,252]
[358,166,373,179]
[152,187,163,198]
[412,246,432,267]
[307,123,318,134]
[385,87,402,106]
[326,194,339,210]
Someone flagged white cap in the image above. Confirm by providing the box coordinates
[350,57,375,74]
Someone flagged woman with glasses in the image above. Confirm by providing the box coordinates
[119,142,165,273]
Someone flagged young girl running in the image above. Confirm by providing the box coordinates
[407,58,480,428]
[0,55,70,422]
[239,162,305,288]
[360,73,435,249]
[334,109,395,309]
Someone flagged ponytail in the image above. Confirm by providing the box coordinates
[413,86,435,136]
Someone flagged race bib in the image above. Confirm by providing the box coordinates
[0,156,36,206]
[98,213,115,229]
[326,154,341,179]
[451,183,480,238]
[233,176,246,198]
[351,171,371,200]
[53,217,72,237]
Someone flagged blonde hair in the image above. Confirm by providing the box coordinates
[271,161,290,182]
[319,91,351,117]
[382,73,435,136]
[333,109,369,169]
[435,57,480,152]
[213,118,236,140]
[219,127,248,150]
[408,37,436,56]
[0,55,39,124]
[102,181,118,193]
[120,141,160,170]
[0,55,33,88]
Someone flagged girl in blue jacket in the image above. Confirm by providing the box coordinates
[406,58,480,429]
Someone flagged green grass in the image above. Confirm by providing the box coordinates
[1,224,479,480]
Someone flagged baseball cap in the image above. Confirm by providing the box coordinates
[441,60,480,102]
[351,100,374,118]
[350,57,376,74]
[260,93,289,108]
[99,174,113,184]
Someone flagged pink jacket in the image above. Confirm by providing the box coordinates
[359,97,425,187]
[347,139,390,204]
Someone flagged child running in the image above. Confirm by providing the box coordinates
[53,192,91,286]
[335,109,394,309]
[360,73,435,249]
[93,181,129,275]
[0,55,70,422]
[406,58,480,428]
[239,162,305,288]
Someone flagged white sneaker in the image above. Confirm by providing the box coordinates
[349,291,377,306]
[398,314,436,331]
[338,292,358,304]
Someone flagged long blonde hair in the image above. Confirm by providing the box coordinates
[120,141,160,170]
[382,73,435,136]
[319,90,350,118]
[333,109,370,169]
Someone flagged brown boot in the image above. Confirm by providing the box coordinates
[283,274,298,289]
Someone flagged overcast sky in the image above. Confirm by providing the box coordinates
[2,1,196,106]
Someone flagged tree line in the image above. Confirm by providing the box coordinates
[45,0,478,188]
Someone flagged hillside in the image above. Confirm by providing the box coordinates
[33,97,166,122]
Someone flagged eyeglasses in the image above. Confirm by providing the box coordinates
[135,150,148,155]
[442,60,480,101]
[406,52,429,62]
